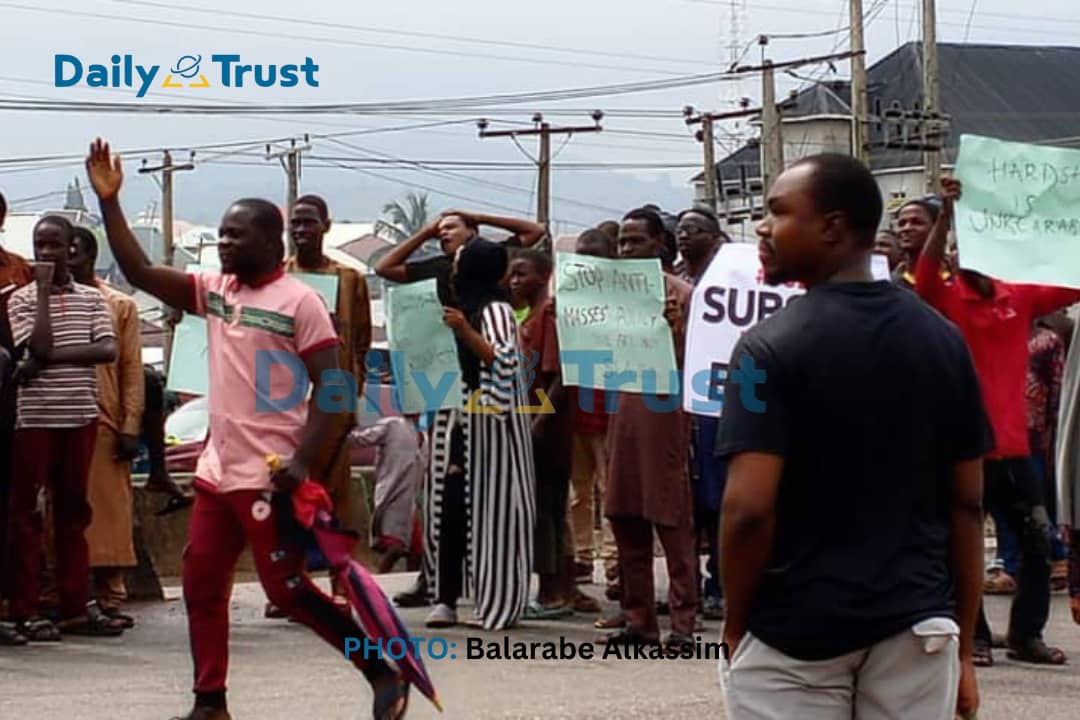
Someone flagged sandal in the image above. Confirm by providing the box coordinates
[594,612,626,630]
[100,606,136,629]
[1006,638,1067,665]
[57,612,125,637]
[0,621,28,646]
[973,641,993,667]
[571,590,601,613]
[15,618,62,642]
[373,678,410,720]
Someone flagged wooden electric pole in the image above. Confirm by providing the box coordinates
[761,59,784,195]
[138,150,194,375]
[266,135,312,223]
[849,0,869,164]
[684,104,761,213]
[922,0,941,192]
[478,112,603,238]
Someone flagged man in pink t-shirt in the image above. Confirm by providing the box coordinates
[87,139,409,720]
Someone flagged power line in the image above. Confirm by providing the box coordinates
[320,137,629,215]
[106,0,713,69]
[0,2,692,77]
[0,51,859,117]
[677,0,1080,28]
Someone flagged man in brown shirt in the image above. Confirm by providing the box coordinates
[603,207,697,652]
[71,227,144,624]
[284,194,371,604]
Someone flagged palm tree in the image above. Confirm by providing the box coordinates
[375,192,432,242]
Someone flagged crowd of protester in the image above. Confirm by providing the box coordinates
[0,141,1078,720]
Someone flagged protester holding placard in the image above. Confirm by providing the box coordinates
[426,240,535,631]
[674,206,727,621]
[601,207,698,652]
[375,208,544,610]
[564,230,622,607]
[893,195,942,288]
[917,177,1080,667]
[509,249,599,617]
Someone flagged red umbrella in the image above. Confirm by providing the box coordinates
[268,456,443,713]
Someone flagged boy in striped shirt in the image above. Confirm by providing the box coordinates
[6,214,119,641]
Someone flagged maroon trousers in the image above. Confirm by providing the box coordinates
[184,484,373,693]
[6,423,97,620]
[610,516,699,638]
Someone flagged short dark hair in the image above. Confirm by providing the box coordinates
[511,248,553,278]
[794,154,883,247]
[898,197,942,224]
[596,220,620,240]
[622,207,666,239]
[677,206,724,236]
[295,194,329,222]
[0,190,7,223]
[72,225,99,261]
[34,214,74,241]
[442,212,479,231]
[576,228,615,257]
[233,198,284,240]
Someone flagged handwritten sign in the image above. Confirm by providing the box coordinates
[555,252,677,395]
[165,315,209,395]
[385,278,462,413]
[954,134,1080,287]
[291,272,339,311]
[683,244,890,415]
[166,268,341,396]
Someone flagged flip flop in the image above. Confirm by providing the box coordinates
[1006,639,1067,665]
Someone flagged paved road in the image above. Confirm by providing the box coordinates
[2,574,1078,719]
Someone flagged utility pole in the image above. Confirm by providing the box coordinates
[139,150,194,376]
[849,0,869,164]
[537,123,552,230]
[701,116,718,212]
[922,0,941,192]
[266,135,312,223]
[684,104,761,213]
[478,112,603,239]
[761,57,784,195]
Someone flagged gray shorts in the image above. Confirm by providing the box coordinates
[719,618,960,720]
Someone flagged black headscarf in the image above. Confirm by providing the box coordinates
[451,240,510,390]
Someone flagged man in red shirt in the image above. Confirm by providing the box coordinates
[916,177,1080,666]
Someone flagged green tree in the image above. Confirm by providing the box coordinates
[375,192,431,242]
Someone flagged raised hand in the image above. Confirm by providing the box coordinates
[33,261,54,286]
[941,177,962,206]
[86,138,124,201]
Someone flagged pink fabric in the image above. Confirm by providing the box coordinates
[190,271,338,493]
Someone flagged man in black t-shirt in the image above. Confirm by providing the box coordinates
[716,155,990,720]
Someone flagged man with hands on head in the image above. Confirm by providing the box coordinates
[85,138,409,720]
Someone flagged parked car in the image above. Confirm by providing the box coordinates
[164,384,403,473]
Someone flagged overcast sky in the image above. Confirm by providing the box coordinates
[0,0,1076,231]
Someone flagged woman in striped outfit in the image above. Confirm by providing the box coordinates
[425,239,535,631]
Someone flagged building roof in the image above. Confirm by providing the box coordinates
[703,42,1080,182]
